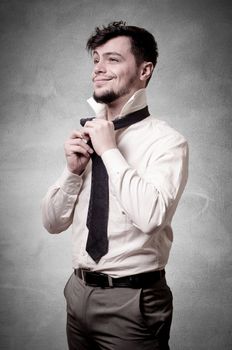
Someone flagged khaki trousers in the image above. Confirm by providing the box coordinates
[64,272,173,350]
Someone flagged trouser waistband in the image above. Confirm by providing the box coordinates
[74,268,165,288]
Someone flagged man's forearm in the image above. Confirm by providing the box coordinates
[41,167,83,234]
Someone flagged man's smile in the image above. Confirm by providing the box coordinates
[93,77,113,83]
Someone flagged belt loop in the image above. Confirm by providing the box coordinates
[81,269,85,283]
[107,275,113,287]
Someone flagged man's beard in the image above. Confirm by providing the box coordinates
[93,89,119,104]
[93,73,138,104]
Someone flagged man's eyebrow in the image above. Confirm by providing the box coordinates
[92,51,124,58]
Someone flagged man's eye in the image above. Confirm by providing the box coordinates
[109,58,119,62]
[93,59,99,64]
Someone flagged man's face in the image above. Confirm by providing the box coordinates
[92,36,142,104]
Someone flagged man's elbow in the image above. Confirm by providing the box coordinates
[42,220,62,234]
[134,198,168,234]
[42,215,71,234]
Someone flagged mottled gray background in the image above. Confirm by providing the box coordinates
[0,0,231,349]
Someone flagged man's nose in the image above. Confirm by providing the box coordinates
[94,60,107,74]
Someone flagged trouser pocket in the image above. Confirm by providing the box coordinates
[63,273,74,299]
[140,277,173,340]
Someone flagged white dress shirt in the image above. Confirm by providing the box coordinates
[42,89,188,278]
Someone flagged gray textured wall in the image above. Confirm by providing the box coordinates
[0,0,231,349]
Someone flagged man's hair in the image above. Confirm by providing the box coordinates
[86,21,158,71]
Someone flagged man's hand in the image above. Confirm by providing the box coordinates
[64,130,93,175]
[82,119,116,156]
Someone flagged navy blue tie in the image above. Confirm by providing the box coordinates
[80,106,150,263]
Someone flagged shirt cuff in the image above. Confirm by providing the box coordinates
[101,148,130,182]
[58,167,83,195]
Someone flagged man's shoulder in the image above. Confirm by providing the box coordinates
[146,115,188,146]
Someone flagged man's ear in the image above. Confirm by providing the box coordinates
[140,62,154,83]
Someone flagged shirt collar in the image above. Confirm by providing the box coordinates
[87,88,147,120]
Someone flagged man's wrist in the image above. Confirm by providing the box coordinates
[59,167,83,195]
[68,168,83,176]
[100,146,118,157]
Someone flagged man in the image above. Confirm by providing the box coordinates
[42,21,188,350]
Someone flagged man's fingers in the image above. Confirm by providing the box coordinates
[69,129,90,142]
[83,120,114,133]
[69,130,83,139]
[68,145,92,157]
[66,131,92,152]
[66,140,94,154]
[68,138,89,147]
[84,119,112,127]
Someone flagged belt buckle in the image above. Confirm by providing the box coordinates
[98,272,113,288]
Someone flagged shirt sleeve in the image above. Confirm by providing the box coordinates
[101,135,189,234]
[41,167,83,234]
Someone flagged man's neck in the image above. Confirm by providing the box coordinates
[105,89,140,121]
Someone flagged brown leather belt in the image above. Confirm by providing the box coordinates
[74,268,165,288]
